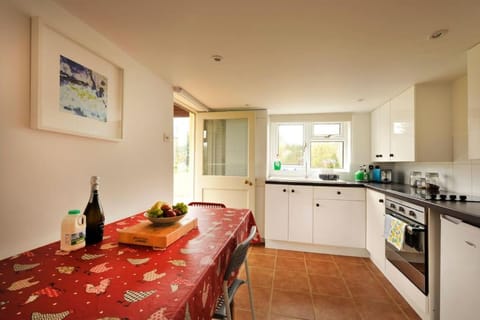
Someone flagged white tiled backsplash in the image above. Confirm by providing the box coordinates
[391,160,480,196]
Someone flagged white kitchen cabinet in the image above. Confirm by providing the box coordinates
[366,189,386,273]
[467,43,480,159]
[313,187,365,248]
[371,101,390,161]
[370,84,452,162]
[440,215,480,320]
[265,184,289,241]
[288,185,313,243]
[389,87,415,161]
[265,184,313,243]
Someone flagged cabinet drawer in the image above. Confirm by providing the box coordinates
[314,187,365,201]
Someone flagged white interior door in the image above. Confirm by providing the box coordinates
[195,111,255,210]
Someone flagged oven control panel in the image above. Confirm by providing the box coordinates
[385,196,426,225]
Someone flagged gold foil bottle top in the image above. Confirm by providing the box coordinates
[90,176,100,185]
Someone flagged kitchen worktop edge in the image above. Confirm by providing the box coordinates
[265,179,365,187]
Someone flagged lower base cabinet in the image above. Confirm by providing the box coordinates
[313,187,365,248]
[265,184,313,243]
[440,215,480,320]
[313,200,365,248]
[366,189,386,273]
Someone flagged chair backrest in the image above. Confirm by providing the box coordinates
[188,201,226,208]
[223,226,257,281]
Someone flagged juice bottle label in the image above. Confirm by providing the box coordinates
[64,232,85,247]
[70,232,85,245]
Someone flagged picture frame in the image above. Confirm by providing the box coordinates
[30,17,124,141]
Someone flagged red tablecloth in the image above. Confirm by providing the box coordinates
[0,207,258,320]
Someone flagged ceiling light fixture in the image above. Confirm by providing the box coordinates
[429,29,449,40]
[211,54,223,62]
[172,86,210,112]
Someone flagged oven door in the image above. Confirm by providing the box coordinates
[385,210,428,294]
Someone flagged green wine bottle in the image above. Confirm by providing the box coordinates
[83,176,105,245]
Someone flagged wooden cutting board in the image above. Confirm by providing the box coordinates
[117,216,198,248]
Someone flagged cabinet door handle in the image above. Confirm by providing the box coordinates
[379,199,384,203]
[316,203,319,207]
[337,191,341,195]
[441,215,462,224]
[291,189,295,193]
[465,241,477,248]
[282,189,287,192]
[389,153,394,157]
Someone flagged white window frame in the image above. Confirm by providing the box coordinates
[269,121,351,178]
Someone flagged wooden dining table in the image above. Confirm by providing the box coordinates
[0,206,258,320]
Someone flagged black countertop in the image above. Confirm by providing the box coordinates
[266,179,480,227]
[365,183,480,228]
[266,178,365,187]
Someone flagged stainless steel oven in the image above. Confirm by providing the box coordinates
[385,196,428,294]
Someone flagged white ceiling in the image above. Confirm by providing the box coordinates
[54,0,480,114]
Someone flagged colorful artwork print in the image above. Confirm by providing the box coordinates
[59,55,108,122]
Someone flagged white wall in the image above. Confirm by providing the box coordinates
[392,76,480,195]
[0,0,174,259]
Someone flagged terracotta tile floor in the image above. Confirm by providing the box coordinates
[233,244,421,320]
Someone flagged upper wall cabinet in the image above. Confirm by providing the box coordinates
[468,43,480,159]
[371,84,452,162]
[371,101,391,161]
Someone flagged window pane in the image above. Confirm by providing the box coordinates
[278,124,304,165]
[203,119,248,176]
[310,141,344,169]
[313,123,341,136]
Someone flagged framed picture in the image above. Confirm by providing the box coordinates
[30,17,124,141]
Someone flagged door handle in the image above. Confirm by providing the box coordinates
[465,241,477,248]
[441,215,462,225]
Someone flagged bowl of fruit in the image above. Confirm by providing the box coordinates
[145,201,188,225]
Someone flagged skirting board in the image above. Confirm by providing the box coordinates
[265,239,369,257]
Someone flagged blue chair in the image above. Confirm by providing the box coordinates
[212,226,257,320]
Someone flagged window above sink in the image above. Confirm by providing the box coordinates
[269,119,351,179]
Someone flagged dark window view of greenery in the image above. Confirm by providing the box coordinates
[278,124,304,165]
[310,141,343,169]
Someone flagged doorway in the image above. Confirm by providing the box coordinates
[173,105,194,203]
[194,111,256,210]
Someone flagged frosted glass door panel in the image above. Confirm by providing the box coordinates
[203,119,248,176]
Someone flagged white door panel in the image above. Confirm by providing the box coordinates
[195,111,255,210]
[202,187,250,209]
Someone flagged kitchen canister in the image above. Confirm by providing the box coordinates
[410,171,422,187]
[372,166,382,182]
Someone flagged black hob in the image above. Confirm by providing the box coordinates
[410,190,480,202]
